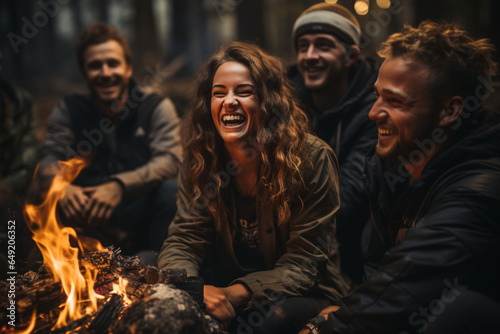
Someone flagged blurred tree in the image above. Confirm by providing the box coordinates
[92,0,109,23]
[133,0,162,79]
[170,0,190,65]
[236,0,266,47]
[70,1,84,38]
[489,0,500,62]
[2,0,35,78]
[169,0,209,75]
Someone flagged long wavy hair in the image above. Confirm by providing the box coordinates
[182,41,312,233]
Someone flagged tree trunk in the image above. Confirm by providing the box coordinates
[133,0,162,79]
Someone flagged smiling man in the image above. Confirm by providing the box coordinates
[38,23,182,256]
[289,3,379,284]
[299,21,500,334]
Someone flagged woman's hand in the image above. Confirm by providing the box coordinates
[298,305,340,334]
[204,284,252,329]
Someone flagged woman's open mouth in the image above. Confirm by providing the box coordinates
[222,114,247,128]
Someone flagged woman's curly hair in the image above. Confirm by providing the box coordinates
[182,41,312,232]
[378,20,498,103]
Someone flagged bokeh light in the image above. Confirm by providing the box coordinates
[376,0,391,9]
[354,0,369,15]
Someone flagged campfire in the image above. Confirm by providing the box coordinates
[0,159,224,334]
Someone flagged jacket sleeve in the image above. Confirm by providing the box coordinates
[322,171,500,333]
[234,141,347,303]
[38,100,77,177]
[0,88,39,194]
[336,111,377,230]
[111,98,182,195]
[157,170,214,276]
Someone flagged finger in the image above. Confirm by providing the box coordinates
[75,192,89,208]
[319,305,340,317]
[102,205,114,223]
[91,204,107,226]
[59,201,73,220]
[65,203,78,220]
[205,305,234,329]
[86,199,102,226]
[62,195,82,219]
[68,196,84,216]
[204,295,236,326]
[95,204,110,226]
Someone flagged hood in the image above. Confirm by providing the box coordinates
[288,57,379,120]
[417,107,500,186]
[365,107,500,197]
[364,107,500,249]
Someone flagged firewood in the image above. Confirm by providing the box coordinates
[8,246,226,334]
[87,293,124,333]
[16,279,64,324]
[110,284,224,334]
[173,276,205,308]
[144,266,187,285]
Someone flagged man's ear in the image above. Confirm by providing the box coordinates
[439,96,464,127]
[346,45,360,67]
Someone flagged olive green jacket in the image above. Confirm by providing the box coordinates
[158,134,349,305]
[0,79,38,199]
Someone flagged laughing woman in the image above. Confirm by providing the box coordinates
[158,41,349,333]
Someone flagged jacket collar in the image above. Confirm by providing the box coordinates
[365,107,500,245]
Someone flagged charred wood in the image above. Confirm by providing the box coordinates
[111,284,224,334]
[87,294,124,334]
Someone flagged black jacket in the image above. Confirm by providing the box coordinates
[0,78,38,198]
[321,107,500,333]
[289,57,379,283]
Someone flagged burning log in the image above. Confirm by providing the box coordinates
[111,284,222,334]
[2,159,226,333]
[16,278,64,325]
[143,266,205,307]
[174,276,205,307]
[1,248,225,334]
[88,294,124,334]
[145,266,187,285]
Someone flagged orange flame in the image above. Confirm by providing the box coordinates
[111,276,132,305]
[25,158,103,329]
[13,310,36,334]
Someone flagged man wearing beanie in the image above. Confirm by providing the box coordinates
[289,2,378,284]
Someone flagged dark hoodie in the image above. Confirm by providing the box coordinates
[0,78,37,197]
[320,107,500,333]
[289,57,379,284]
